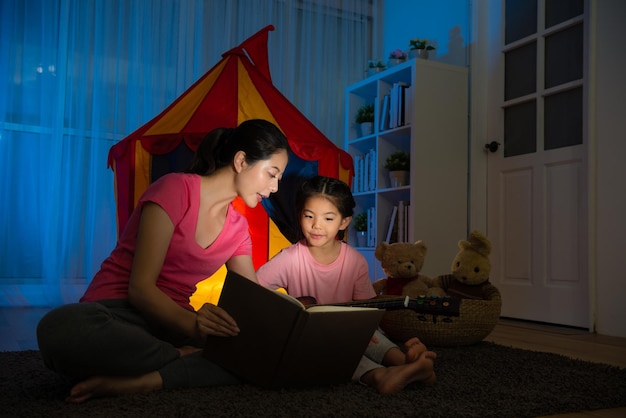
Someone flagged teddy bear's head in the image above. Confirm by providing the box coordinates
[375,241,427,279]
[451,230,492,285]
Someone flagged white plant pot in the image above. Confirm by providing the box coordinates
[408,49,429,60]
[356,230,367,247]
[389,170,409,187]
[360,122,373,136]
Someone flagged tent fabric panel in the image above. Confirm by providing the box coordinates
[144,59,230,138]
[238,59,353,180]
[268,218,290,260]
[234,24,273,82]
[182,58,239,136]
[111,144,134,235]
[150,141,195,183]
[236,60,277,124]
[188,265,228,310]
[230,197,269,270]
[338,164,352,186]
[133,141,152,215]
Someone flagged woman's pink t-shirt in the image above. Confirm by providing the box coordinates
[81,173,252,309]
[256,240,376,305]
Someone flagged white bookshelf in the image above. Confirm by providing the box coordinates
[344,58,469,280]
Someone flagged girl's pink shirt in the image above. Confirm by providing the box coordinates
[81,173,252,309]
[256,239,375,304]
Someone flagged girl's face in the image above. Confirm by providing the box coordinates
[236,150,288,208]
[300,196,351,248]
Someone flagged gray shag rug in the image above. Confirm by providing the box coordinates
[1,342,625,418]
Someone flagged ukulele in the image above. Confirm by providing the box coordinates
[297,295,461,323]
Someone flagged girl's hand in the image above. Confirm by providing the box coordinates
[195,303,240,337]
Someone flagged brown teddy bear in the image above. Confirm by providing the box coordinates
[431,230,501,301]
[372,241,444,298]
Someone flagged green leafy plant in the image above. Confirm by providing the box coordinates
[355,103,375,124]
[384,150,410,171]
[368,60,386,69]
[409,38,435,51]
[353,212,368,231]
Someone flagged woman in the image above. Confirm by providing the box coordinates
[37,119,290,403]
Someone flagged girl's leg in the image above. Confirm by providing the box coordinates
[364,330,400,364]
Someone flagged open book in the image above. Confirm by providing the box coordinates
[203,271,385,388]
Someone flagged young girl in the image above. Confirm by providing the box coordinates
[256,175,437,394]
[37,119,290,403]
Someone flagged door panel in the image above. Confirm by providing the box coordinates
[486,0,588,328]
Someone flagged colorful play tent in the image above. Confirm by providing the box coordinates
[107,25,354,307]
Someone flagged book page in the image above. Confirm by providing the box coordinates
[272,289,306,309]
[306,305,379,313]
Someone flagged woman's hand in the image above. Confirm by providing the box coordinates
[195,303,241,337]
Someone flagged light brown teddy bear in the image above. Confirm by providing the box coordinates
[431,230,501,301]
[372,241,444,298]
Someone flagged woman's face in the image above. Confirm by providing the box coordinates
[236,150,288,208]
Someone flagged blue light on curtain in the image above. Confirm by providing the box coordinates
[0,0,375,307]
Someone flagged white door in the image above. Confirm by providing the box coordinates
[485,0,589,328]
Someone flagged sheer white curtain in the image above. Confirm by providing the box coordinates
[0,0,376,307]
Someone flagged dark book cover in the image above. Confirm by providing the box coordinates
[203,271,385,388]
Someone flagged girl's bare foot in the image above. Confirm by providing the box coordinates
[404,337,429,363]
[65,371,163,403]
[362,350,437,394]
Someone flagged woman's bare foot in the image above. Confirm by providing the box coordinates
[177,345,202,357]
[65,371,163,403]
[362,350,437,394]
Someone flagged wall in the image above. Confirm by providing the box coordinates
[381,0,470,67]
[592,0,626,338]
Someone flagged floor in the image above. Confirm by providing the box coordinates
[1,308,625,417]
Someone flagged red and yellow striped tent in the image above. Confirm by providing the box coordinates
[107,25,353,308]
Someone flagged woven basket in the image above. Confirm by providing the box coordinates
[379,289,502,346]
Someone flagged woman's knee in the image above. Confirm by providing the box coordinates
[36,303,106,369]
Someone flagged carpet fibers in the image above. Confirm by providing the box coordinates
[1,342,625,417]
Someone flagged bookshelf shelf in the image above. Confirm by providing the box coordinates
[344,58,469,280]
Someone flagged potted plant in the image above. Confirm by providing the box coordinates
[408,38,435,59]
[367,60,386,76]
[353,212,368,247]
[384,150,410,187]
[387,49,407,68]
[355,103,375,136]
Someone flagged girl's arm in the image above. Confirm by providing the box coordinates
[128,202,239,339]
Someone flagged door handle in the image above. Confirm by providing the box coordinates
[484,141,501,153]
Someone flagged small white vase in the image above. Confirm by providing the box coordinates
[409,49,429,60]
[387,58,405,68]
[356,230,367,247]
[360,122,373,136]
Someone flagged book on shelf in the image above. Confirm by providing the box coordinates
[352,149,377,193]
[389,82,409,129]
[203,270,385,388]
[395,200,410,242]
[385,206,398,243]
[397,201,405,242]
[380,94,390,131]
[369,148,377,190]
[403,201,410,242]
[351,155,360,193]
[367,206,377,247]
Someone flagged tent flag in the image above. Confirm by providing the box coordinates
[107,25,354,305]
